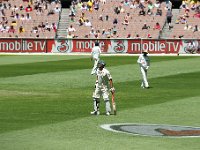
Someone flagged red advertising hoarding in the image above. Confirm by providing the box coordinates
[0,38,199,54]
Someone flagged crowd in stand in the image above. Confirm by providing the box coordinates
[0,0,61,38]
[169,0,200,38]
[65,0,200,39]
[0,0,199,39]
[65,0,170,39]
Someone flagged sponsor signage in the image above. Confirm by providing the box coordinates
[0,39,199,54]
[0,39,47,53]
[51,39,198,54]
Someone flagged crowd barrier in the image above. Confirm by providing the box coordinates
[0,38,199,54]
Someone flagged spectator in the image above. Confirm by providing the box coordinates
[139,8,146,16]
[85,19,92,27]
[180,16,187,24]
[12,5,19,12]
[19,4,24,11]
[138,2,145,9]
[38,22,45,32]
[113,18,118,24]
[67,31,74,38]
[155,8,162,16]
[89,28,96,38]
[193,25,200,32]
[124,0,130,6]
[25,5,33,12]
[147,8,153,15]
[8,25,15,33]
[14,13,20,19]
[100,0,106,4]
[0,23,7,32]
[184,11,189,18]
[101,29,106,36]
[105,15,109,21]
[19,26,25,33]
[130,1,137,9]
[87,0,93,12]
[20,14,26,23]
[51,23,57,32]
[94,0,99,11]
[147,1,154,10]
[135,33,141,39]
[11,20,17,26]
[95,30,100,38]
[175,16,181,24]
[127,33,131,38]
[147,33,152,38]
[45,22,51,31]
[105,28,113,38]
[153,22,161,30]
[112,25,117,35]
[25,13,31,21]
[114,6,120,14]
[54,6,61,13]
[184,24,192,30]
[99,14,103,21]
[67,25,76,32]
[81,3,87,11]
[142,23,150,30]
[32,26,39,34]
[166,9,173,29]
[154,0,161,8]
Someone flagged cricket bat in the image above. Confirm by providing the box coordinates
[111,91,117,115]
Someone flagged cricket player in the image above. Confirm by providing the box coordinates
[137,49,150,88]
[91,42,101,75]
[91,60,115,116]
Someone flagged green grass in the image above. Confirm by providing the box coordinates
[0,55,200,150]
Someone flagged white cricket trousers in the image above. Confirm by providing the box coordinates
[140,67,149,88]
[91,59,99,75]
[93,86,111,113]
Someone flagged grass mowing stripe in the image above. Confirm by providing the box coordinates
[0,55,89,65]
[0,58,91,78]
[0,56,195,78]
[0,96,200,150]
[116,71,200,110]
[0,57,199,91]
[0,56,200,150]
[0,71,199,134]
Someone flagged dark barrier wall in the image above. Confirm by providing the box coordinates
[61,0,71,8]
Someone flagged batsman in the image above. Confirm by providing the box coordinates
[91,60,115,116]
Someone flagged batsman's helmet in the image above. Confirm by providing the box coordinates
[95,41,99,46]
[98,60,106,68]
[142,49,148,53]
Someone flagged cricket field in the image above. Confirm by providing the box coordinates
[0,55,200,150]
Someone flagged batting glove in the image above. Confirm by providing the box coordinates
[110,87,115,93]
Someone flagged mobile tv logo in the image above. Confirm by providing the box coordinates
[0,40,46,51]
[130,41,181,53]
[101,123,200,138]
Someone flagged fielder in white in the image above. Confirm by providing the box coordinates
[91,42,101,75]
[137,50,150,88]
[91,60,115,116]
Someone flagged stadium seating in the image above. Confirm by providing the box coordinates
[63,0,165,38]
[0,0,199,39]
[169,1,200,39]
[0,0,61,38]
